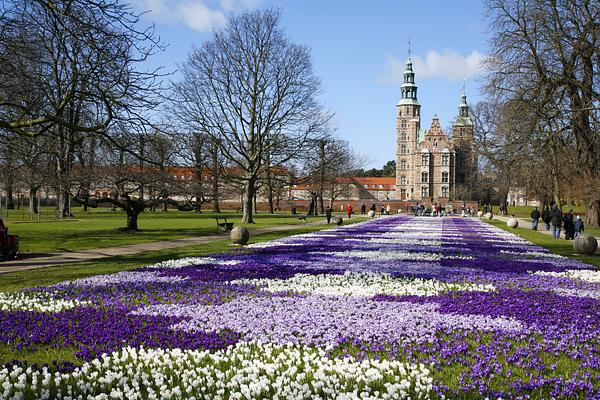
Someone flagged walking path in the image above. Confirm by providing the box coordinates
[0,220,332,274]
[494,214,600,241]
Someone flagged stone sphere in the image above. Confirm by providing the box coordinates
[573,234,598,255]
[507,218,519,228]
[332,216,343,226]
[477,211,484,217]
[368,210,376,218]
[485,212,493,220]
[230,226,250,245]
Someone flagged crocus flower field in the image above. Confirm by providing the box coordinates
[2,215,600,399]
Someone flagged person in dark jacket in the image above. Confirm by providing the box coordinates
[549,205,562,239]
[563,209,574,240]
[542,206,551,231]
[325,206,332,224]
[530,207,541,231]
[574,215,584,238]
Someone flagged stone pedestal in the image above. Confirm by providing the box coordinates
[230,226,250,245]
[507,218,518,228]
[573,234,598,255]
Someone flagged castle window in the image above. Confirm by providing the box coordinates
[442,154,449,166]
[401,145,407,155]
[442,172,449,183]
[421,186,429,198]
[401,188,407,199]
[401,119,407,129]
[400,176,407,185]
[400,160,407,170]
[441,186,448,197]
[421,154,429,166]
[401,131,407,141]
[421,172,428,183]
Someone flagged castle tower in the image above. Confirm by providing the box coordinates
[395,55,421,201]
[451,84,475,200]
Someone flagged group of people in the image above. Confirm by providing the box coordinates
[531,205,585,240]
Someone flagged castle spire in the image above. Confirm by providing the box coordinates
[453,79,473,126]
[458,79,469,117]
[397,42,419,106]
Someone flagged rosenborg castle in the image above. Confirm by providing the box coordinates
[394,55,476,202]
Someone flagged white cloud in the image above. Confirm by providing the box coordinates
[133,0,262,32]
[177,1,227,31]
[380,49,487,83]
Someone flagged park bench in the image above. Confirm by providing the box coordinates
[215,217,234,232]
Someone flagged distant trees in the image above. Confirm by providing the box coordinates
[353,160,396,178]
[299,138,364,215]
[482,0,600,225]
[173,9,331,223]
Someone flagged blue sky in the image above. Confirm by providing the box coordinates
[134,0,489,168]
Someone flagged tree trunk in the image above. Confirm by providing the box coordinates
[6,186,14,209]
[242,178,256,223]
[309,193,319,216]
[125,208,141,230]
[318,139,326,214]
[29,187,39,214]
[210,139,221,213]
[266,178,274,214]
[211,177,220,213]
[586,200,600,228]
[123,198,145,230]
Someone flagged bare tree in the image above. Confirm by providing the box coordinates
[299,138,364,215]
[173,9,331,223]
[484,0,600,225]
[0,0,165,139]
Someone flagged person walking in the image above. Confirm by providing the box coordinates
[386,204,391,215]
[325,205,332,224]
[360,204,366,215]
[563,209,574,240]
[530,207,541,231]
[574,215,584,238]
[346,204,353,219]
[550,204,562,239]
[542,206,551,231]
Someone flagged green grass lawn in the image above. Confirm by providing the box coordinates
[488,219,600,268]
[501,204,588,218]
[4,208,342,254]
[0,219,360,292]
